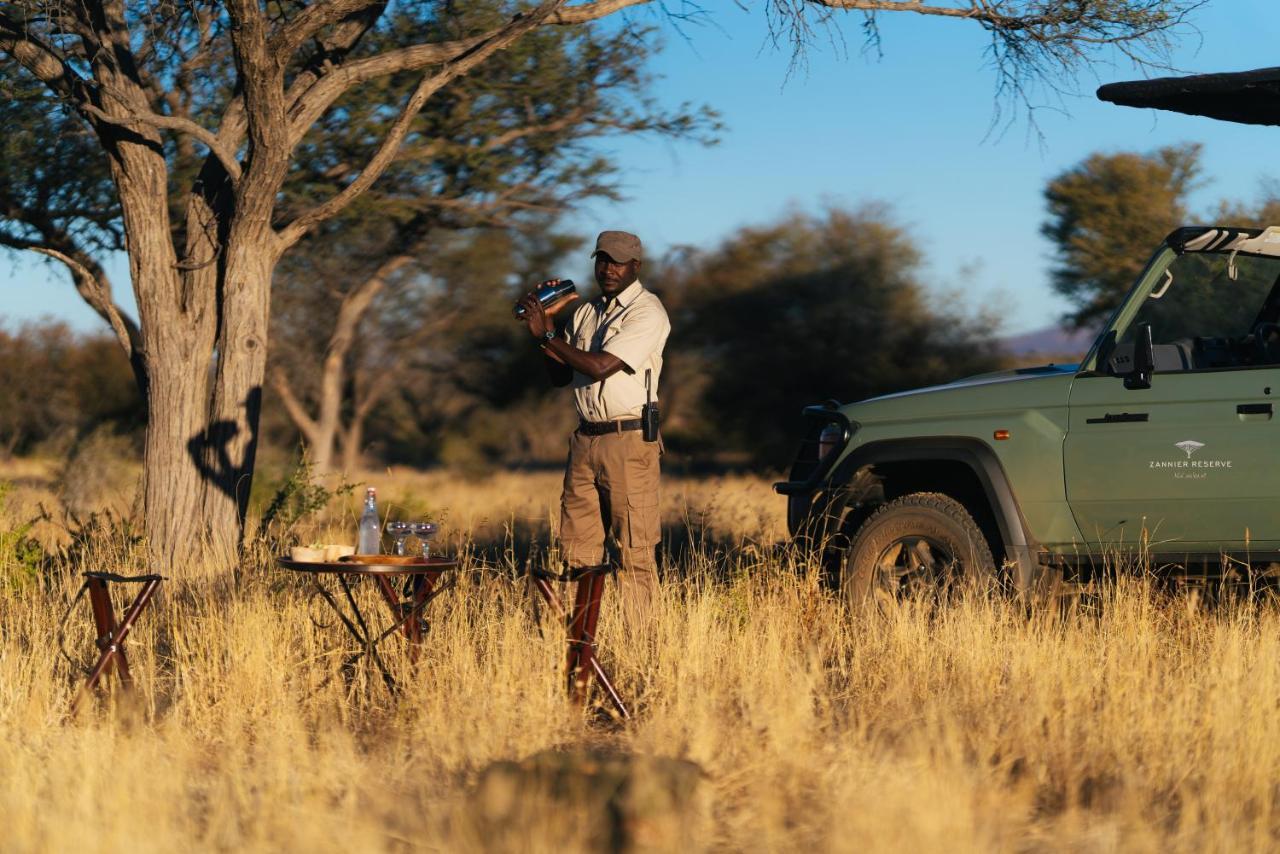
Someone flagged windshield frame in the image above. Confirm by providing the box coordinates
[1078,225,1280,376]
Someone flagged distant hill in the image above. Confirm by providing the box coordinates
[1000,325,1098,361]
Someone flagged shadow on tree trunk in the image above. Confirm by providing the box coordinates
[186,386,262,536]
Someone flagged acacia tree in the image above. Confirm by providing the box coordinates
[0,0,1199,576]
[1043,143,1202,329]
[267,12,707,475]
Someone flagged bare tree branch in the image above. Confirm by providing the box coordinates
[352,363,396,419]
[803,0,1189,43]
[283,0,653,147]
[215,0,385,156]
[270,365,320,440]
[81,94,243,182]
[549,0,655,24]
[269,0,386,65]
[0,14,97,106]
[26,245,141,362]
[798,0,975,20]
[330,255,414,357]
[278,0,575,247]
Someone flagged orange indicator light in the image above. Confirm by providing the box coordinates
[994,429,1011,441]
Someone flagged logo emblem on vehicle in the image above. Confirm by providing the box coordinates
[1175,440,1206,459]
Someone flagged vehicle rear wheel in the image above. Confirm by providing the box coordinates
[842,492,996,609]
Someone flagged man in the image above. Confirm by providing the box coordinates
[518,230,670,622]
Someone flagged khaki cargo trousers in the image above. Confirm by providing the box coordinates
[559,429,661,622]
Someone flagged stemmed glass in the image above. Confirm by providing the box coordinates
[410,522,438,559]
[385,520,412,556]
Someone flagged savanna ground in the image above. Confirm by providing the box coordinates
[3,448,1280,852]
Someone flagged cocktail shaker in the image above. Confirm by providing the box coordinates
[514,279,576,319]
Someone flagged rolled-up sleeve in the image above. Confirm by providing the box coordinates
[602,300,670,373]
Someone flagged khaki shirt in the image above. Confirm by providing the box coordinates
[563,280,670,422]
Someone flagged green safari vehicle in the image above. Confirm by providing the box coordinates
[776,225,1280,602]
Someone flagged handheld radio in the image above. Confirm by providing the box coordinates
[642,369,659,442]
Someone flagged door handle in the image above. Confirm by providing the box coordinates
[1085,412,1149,424]
[1237,403,1273,420]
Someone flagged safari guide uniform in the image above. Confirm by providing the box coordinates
[559,261,671,620]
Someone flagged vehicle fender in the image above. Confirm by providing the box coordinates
[828,436,1040,590]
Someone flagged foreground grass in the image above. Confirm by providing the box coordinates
[3,462,1280,851]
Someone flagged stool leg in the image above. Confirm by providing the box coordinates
[571,571,605,705]
[528,571,629,719]
[566,573,593,698]
[86,578,118,680]
[75,578,161,711]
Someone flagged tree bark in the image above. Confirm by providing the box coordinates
[199,236,275,568]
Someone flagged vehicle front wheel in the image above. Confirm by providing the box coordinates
[842,492,996,609]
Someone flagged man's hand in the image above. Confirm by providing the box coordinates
[518,283,554,339]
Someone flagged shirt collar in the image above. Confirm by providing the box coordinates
[598,279,644,311]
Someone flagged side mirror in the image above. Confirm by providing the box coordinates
[1124,323,1154,390]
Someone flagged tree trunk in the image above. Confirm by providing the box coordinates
[342,416,364,475]
[127,202,218,573]
[99,92,220,576]
[142,343,212,567]
[312,346,343,475]
[199,235,274,569]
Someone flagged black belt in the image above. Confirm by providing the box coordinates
[577,418,642,436]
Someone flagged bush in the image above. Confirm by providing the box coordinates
[658,205,1004,464]
[0,320,142,456]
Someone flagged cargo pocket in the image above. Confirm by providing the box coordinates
[625,492,661,549]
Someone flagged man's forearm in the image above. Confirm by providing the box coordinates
[542,338,624,382]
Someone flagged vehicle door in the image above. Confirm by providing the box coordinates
[1064,248,1280,554]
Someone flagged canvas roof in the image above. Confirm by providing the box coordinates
[1097,67,1280,126]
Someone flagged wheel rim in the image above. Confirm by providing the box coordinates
[870,535,959,601]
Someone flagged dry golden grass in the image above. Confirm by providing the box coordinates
[3,459,1280,851]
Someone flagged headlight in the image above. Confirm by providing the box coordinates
[817,423,844,461]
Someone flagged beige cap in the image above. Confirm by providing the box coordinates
[591,230,643,263]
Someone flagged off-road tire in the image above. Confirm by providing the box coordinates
[842,492,996,608]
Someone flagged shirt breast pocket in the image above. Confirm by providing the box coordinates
[588,322,623,353]
[602,321,626,347]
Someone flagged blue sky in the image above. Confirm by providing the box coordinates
[2,1,1275,335]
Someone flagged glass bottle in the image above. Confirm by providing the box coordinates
[357,487,381,554]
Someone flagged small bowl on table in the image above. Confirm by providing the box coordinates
[290,545,327,563]
[324,544,356,562]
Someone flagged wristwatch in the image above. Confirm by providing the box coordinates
[538,329,556,348]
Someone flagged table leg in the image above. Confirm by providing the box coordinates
[404,572,439,662]
[327,575,398,695]
[312,571,457,697]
